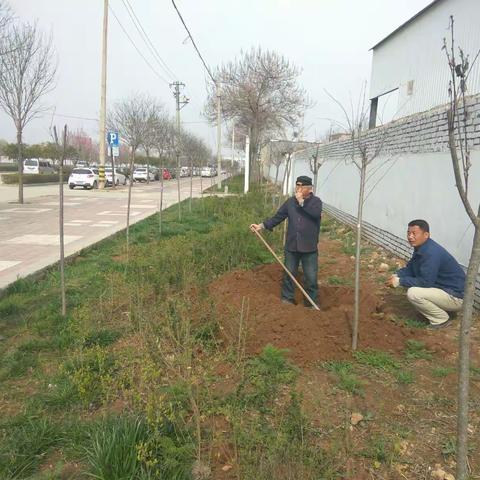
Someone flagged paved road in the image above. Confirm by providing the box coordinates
[0,176,223,289]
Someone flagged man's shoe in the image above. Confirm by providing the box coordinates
[427,319,453,330]
[281,298,296,305]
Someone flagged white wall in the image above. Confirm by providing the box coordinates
[266,151,480,267]
[370,0,480,118]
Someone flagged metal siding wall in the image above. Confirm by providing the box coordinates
[370,0,480,117]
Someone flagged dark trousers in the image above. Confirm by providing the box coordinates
[281,250,318,305]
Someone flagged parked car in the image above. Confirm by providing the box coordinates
[75,160,88,168]
[23,159,55,174]
[68,168,99,189]
[133,167,155,182]
[201,167,216,177]
[105,167,127,186]
[151,167,160,180]
[162,168,172,180]
[180,166,190,177]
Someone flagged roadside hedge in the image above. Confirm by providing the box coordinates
[1,173,68,185]
[0,164,18,173]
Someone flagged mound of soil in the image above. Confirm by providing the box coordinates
[210,262,455,366]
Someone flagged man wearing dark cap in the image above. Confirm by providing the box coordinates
[250,175,322,307]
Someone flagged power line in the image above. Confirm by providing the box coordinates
[121,0,178,81]
[171,0,216,84]
[47,109,99,122]
[109,5,170,86]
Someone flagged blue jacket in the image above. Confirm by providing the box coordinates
[397,238,465,298]
[263,194,322,252]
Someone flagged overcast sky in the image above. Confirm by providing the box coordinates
[1,0,433,150]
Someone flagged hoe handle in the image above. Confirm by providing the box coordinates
[252,228,320,311]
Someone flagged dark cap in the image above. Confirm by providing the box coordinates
[296,175,312,186]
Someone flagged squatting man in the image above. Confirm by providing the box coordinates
[250,175,322,307]
[386,219,465,329]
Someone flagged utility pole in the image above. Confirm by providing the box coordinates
[216,82,222,189]
[244,135,250,194]
[98,0,108,189]
[170,81,189,220]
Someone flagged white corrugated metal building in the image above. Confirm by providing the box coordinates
[265,0,480,273]
[369,0,480,127]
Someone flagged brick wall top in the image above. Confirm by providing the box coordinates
[295,94,480,163]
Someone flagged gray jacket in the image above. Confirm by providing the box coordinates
[263,194,322,252]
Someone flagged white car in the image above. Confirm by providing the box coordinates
[105,167,126,186]
[201,167,216,177]
[68,168,99,190]
[133,167,155,182]
[24,159,55,174]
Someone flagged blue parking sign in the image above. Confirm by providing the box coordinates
[107,131,119,147]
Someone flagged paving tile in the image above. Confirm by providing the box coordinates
[4,234,82,246]
[0,260,21,272]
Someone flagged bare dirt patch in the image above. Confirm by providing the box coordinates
[210,257,457,366]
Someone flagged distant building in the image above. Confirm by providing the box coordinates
[369,0,480,127]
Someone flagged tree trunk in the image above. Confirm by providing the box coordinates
[146,148,150,185]
[189,157,193,213]
[159,156,164,235]
[176,152,181,221]
[456,223,480,480]
[16,127,23,204]
[313,170,318,195]
[352,161,367,351]
[274,164,280,186]
[126,148,135,253]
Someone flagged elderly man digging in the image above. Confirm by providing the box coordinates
[386,219,465,329]
[250,175,322,307]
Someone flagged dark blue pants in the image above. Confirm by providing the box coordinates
[281,250,318,305]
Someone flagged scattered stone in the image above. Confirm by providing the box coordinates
[350,412,363,425]
[221,464,233,472]
[431,465,455,480]
[378,263,389,273]
[0,335,6,341]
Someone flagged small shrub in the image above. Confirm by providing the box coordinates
[324,361,364,395]
[237,345,298,409]
[326,275,349,285]
[0,417,59,478]
[354,349,401,371]
[63,346,116,405]
[395,369,415,385]
[83,329,121,348]
[404,340,432,360]
[0,348,38,380]
[359,435,396,465]
[432,366,455,378]
[84,416,149,480]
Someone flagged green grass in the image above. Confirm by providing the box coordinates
[359,435,396,465]
[0,417,60,479]
[395,369,415,385]
[324,361,364,395]
[204,173,245,194]
[404,340,432,361]
[0,187,293,478]
[326,275,350,285]
[432,366,455,378]
[83,416,149,480]
[353,349,401,372]
[402,316,428,329]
